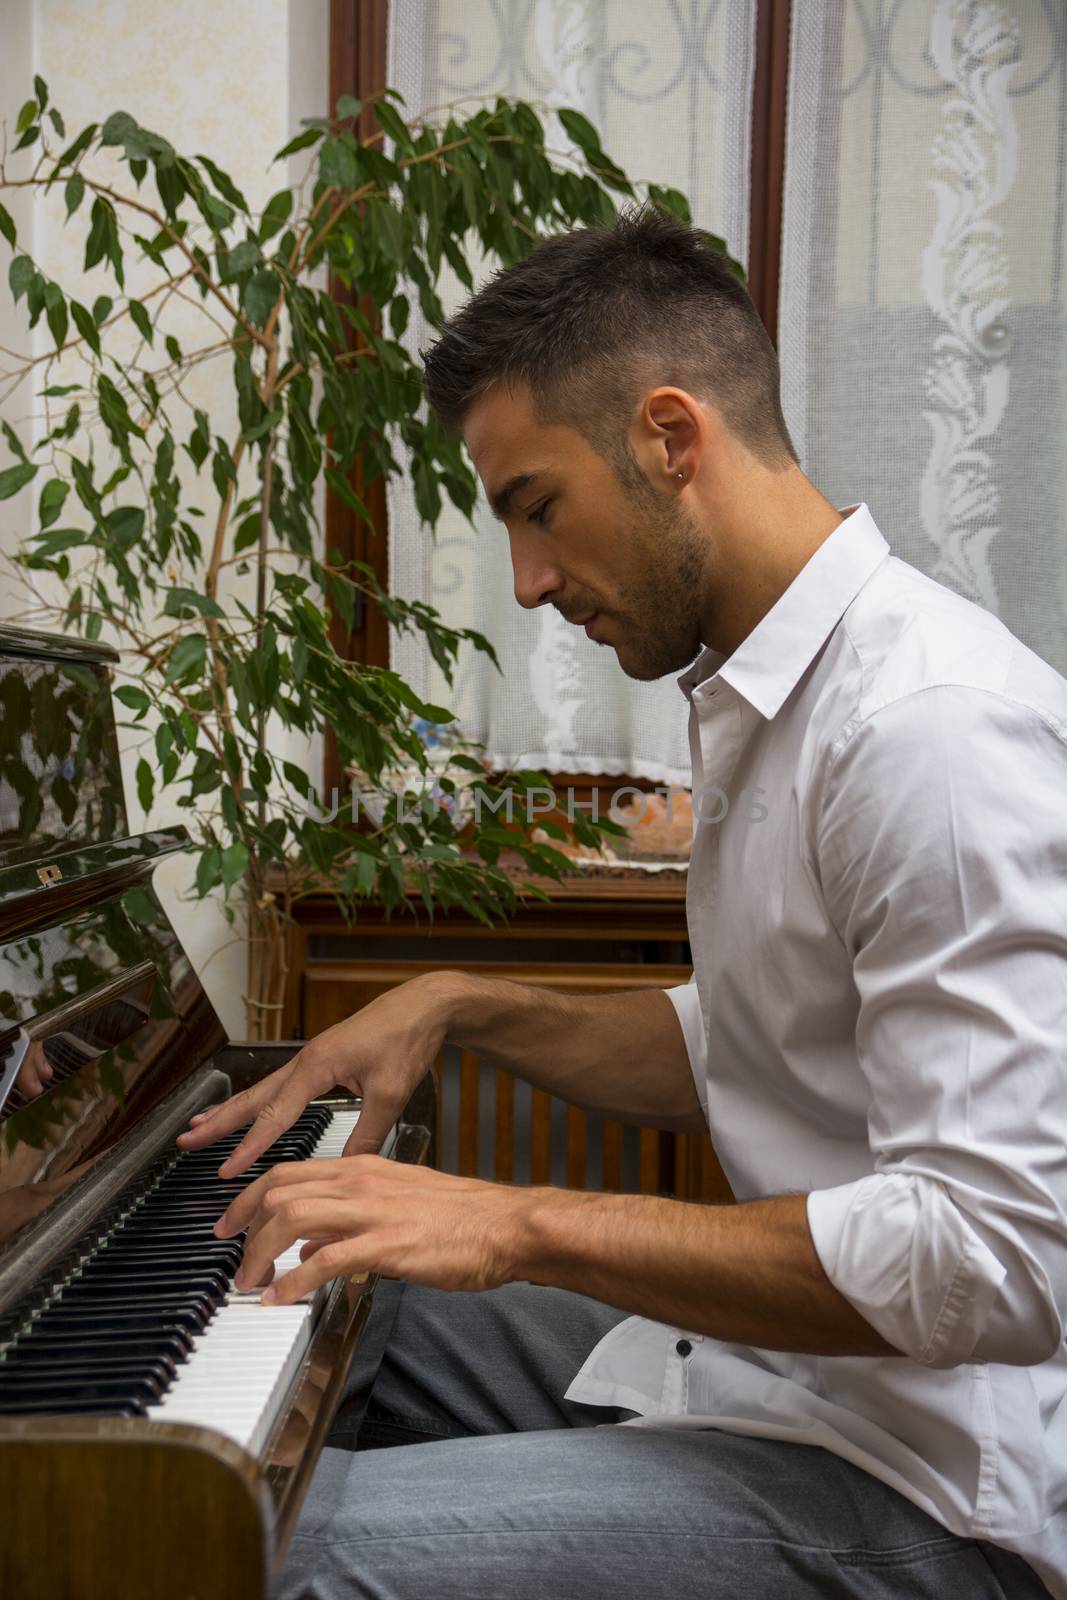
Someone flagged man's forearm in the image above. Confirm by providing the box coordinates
[424,971,706,1133]
[511,1186,900,1358]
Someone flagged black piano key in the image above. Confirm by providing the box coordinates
[1,1352,178,1383]
[0,1396,145,1416]
[0,1375,161,1406]
[5,1332,190,1364]
[73,1264,230,1295]
[97,1241,243,1261]
[26,1312,197,1347]
[54,1283,222,1316]
[37,1296,214,1331]
[0,1368,169,1403]
[92,1250,243,1274]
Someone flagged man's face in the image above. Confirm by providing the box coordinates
[463,383,706,682]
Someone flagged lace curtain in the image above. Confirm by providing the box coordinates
[779,0,1066,676]
[386,0,759,784]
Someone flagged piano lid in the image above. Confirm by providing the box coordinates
[0,625,227,1257]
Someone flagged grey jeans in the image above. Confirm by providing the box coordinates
[278,1280,1052,1600]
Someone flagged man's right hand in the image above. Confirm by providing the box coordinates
[176,973,454,1177]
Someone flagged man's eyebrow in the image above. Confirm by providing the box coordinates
[488,471,541,520]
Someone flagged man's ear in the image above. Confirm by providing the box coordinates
[628,386,711,491]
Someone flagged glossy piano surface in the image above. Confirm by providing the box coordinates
[0,623,225,1250]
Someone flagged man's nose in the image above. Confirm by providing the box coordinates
[509,534,564,611]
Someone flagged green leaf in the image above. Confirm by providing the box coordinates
[16,99,37,135]
[275,126,323,161]
[196,154,249,213]
[32,527,86,555]
[220,840,248,892]
[335,95,362,122]
[33,76,48,111]
[103,505,145,547]
[162,586,225,619]
[136,757,154,812]
[128,298,153,344]
[557,108,603,160]
[324,468,372,524]
[48,107,66,140]
[164,633,207,685]
[195,845,221,896]
[53,122,98,171]
[258,189,292,243]
[164,333,182,362]
[84,611,102,641]
[374,100,413,153]
[0,203,15,249]
[115,684,151,715]
[84,197,111,272]
[219,239,260,279]
[0,462,37,500]
[38,478,69,529]
[2,421,26,462]
[100,109,173,166]
[64,173,84,218]
[240,409,281,445]
[388,294,409,339]
[44,282,67,349]
[8,256,34,304]
[233,513,260,554]
[70,300,101,356]
[92,295,112,324]
[242,268,279,328]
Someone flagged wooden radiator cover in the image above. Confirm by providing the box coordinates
[277,872,733,1205]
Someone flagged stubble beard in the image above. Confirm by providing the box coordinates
[608,495,706,682]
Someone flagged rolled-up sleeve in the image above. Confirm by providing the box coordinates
[664,976,708,1122]
[807,685,1067,1369]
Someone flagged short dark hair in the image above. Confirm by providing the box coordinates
[421,204,796,470]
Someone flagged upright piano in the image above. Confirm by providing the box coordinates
[0,623,434,1599]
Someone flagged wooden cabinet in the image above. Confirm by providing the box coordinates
[280,869,733,1204]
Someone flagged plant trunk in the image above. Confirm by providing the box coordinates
[244,882,291,1041]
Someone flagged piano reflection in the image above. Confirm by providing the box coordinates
[0,623,434,1600]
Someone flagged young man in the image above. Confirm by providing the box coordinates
[181,207,1066,1599]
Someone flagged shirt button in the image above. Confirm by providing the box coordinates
[675,1339,692,1357]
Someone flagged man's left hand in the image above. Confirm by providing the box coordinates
[214,1156,541,1303]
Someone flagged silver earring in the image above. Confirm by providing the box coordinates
[677,471,685,480]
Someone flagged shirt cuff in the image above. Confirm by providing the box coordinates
[807,1174,1007,1368]
[663,980,708,1123]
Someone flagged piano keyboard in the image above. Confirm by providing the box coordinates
[148,1107,360,1452]
[0,1104,361,1455]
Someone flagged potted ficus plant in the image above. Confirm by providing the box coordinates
[0,76,740,1038]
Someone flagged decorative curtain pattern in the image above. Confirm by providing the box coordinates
[779,0,1066,676]
[386,0,759,784]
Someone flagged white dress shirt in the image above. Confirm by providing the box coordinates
[565,504,1067,1596]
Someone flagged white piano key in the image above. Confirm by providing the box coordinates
[147,1103,361,1454]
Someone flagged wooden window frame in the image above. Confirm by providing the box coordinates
[324,0,791,798]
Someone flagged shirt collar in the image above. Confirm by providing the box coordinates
[676,503,890,718]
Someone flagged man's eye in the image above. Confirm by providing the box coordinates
[528,499,552,525]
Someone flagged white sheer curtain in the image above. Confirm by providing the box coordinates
[386,0,759,784]
[779,0,1066,676]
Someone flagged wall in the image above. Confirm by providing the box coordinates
[0,0,329,1034]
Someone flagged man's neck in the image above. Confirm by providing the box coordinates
[698,470,845,657]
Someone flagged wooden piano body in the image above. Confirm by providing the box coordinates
[0,623,434,1599]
